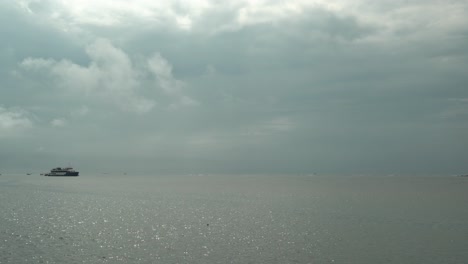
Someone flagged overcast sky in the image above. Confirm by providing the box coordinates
[1,0,467,174]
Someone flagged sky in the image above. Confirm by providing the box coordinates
[1,0,467,175]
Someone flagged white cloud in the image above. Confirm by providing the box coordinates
[14,0,468,41]
[20,39,198,112]
[51,118,66,127]
[21,39,156,113]
[7,0,466,70]
[9,1,308,35]
[21,57,55,69]
[16,0,210,31]
[148,53,199,109]
[176,15,193,31]
[0,107,32,136]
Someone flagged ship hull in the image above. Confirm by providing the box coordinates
[46,172,79,176]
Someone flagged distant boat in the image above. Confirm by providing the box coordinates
[45,167,79,177]
[26,173,31,175]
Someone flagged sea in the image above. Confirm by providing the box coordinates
[0,173,467,263]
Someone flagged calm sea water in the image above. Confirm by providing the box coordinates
[0,173,467,263]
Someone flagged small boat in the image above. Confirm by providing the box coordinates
[45,167,79,177]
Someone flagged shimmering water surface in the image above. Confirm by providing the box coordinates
[1,173,467,263]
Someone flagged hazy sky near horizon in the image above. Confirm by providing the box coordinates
[1,0,467,174]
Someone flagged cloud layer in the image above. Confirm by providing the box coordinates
[1,1,468,174]
[20,38,198,113]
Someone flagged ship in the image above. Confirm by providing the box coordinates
[45,167,79,176]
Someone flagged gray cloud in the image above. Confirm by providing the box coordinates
[1,1,468,174]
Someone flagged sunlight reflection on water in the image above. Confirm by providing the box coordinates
[1,174,467,263]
